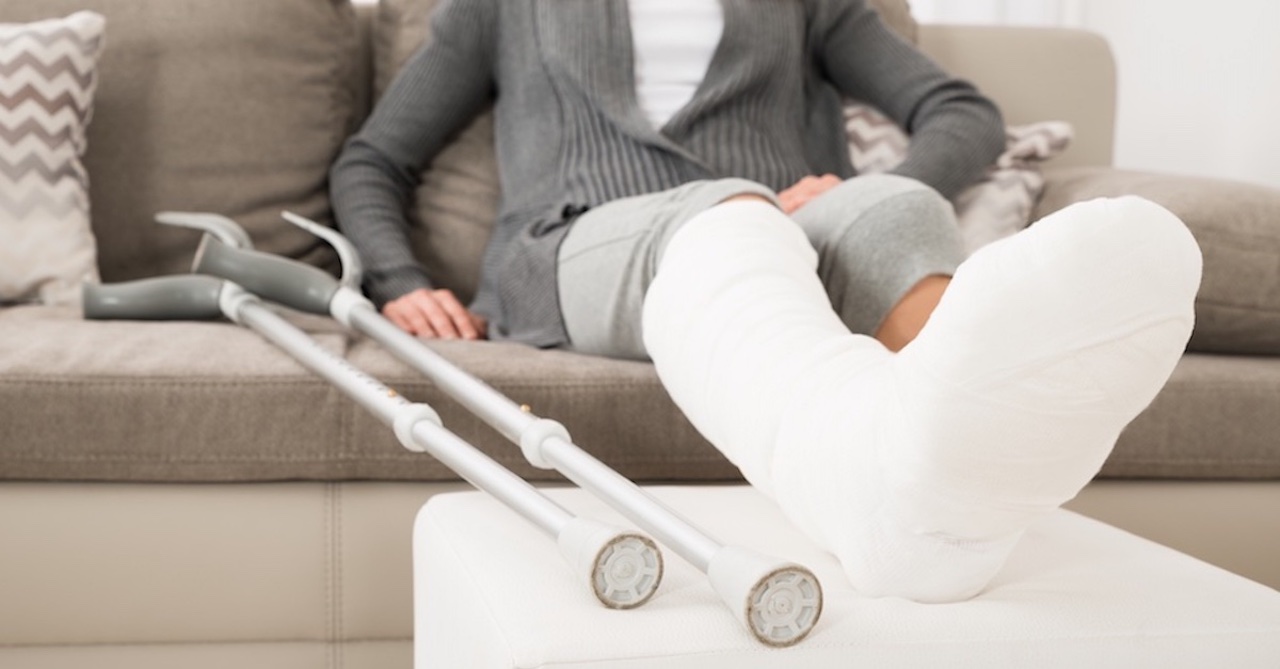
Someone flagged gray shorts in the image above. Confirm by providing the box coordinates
[557,175,964,360]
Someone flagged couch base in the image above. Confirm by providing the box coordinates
[0,480,1275,668]
[0,641,410,669]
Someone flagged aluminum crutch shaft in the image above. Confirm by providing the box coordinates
[83,276,662,611]
[190,213,824,646]
[351,306,725,566]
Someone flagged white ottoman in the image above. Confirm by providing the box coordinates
[413,486,1280,668]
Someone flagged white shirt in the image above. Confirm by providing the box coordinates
[629,0,725,128]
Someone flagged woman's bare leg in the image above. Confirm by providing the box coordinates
[874,274,949,352]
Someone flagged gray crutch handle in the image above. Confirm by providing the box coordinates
[193,236,339,316]
[83,276,225,321]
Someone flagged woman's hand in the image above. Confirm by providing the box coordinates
[778,174,842,215]
[382,288,488,340]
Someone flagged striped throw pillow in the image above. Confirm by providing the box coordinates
[0,11,105,306]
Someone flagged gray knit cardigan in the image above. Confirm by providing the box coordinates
[330,0,1005,346]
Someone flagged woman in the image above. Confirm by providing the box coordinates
[332,0,1201,602]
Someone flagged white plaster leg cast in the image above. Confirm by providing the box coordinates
[643,196,1201,602]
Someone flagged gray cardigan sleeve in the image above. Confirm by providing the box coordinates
[808,0,1005,199]
[330,0,496,306]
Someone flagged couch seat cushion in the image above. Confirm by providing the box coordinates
[3,305,1279,482]
[0,305,729,482]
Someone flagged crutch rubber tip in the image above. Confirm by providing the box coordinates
[557,518,663,610]
[707,546,823,647]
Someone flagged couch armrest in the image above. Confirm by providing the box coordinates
[1036,167,1280,355]
[919,25,1116,169]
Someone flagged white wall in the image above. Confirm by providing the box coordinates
[913,0,1280,190]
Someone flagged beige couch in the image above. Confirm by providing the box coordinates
[1,1,1278,667]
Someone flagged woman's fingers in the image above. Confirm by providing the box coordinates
[779,174,842,214]
[381,288,485,340]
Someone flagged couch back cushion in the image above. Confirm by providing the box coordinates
[0,0,362,281]
[373,0,917,302]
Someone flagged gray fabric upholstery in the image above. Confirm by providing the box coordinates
[0,0,361,281]
[1108,353,1280,479]
[3,306,1278,481]
[0,306,730,482]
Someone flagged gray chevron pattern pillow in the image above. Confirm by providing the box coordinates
[0,11,105,306]
[844,102,1073,255]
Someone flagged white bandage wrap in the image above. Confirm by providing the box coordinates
[393,403,443,453]
[643,197,1201,602]
[518,418,571,470]
[330,286,375,328]
[642,201,847,495]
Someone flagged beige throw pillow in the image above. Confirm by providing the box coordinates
[845,102,1073,255]
[0,11,105,306]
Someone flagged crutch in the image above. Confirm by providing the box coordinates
[187,210,824,647]
[82,220,663,611]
